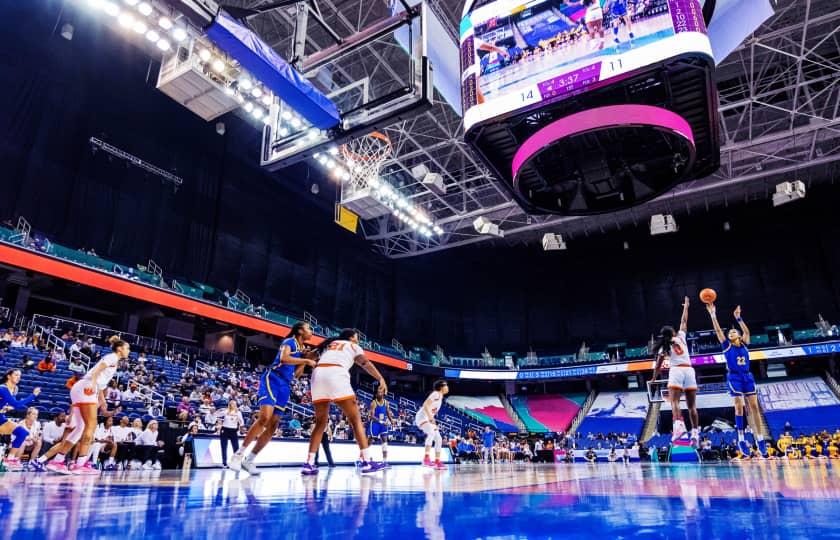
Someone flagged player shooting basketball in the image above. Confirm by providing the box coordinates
[706,302,769,459]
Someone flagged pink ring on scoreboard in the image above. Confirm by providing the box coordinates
[511,105,697,184]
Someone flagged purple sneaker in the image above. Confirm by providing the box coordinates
[360,461,387,474]
[300,463,319,476]
[28,460,46,472]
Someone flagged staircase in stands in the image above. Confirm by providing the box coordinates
[567,390,597,434]
[641,401,662,441]
[500,394,527,433]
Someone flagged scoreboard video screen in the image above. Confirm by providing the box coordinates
[460,0,712,132]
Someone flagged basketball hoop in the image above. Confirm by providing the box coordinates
[340,131,393,192]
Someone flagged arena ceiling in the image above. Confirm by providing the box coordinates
[223,0,840,257]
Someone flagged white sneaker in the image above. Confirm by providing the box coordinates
[142,461,154,470]
[229,452,244,472]
[152,462,162,470]
[130,460,142,470]
[243,458,260,475]
[672,420,687,441]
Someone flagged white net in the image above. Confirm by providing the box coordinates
[340,131,393,192]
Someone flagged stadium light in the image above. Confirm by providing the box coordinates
[198,48,211,62]
[145,29,159,43]
[132,20,147,34]
[104,2,120,16]
[650,214,678,235]
[171,27,187,42]
[211,59,225,73]
[118,12,135,28]
[137,2,153,16]
[158,16,172,30]
[123,0,139,5]
[772,181,806,207]
[251,87,263,98]
[473,216,503,237]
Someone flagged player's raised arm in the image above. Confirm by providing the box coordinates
[706,302,726,343]
[734,305,751,345]
[679,296,689,333]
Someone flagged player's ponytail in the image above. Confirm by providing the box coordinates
[108,335,128,352]
[655,326,675,356]
[314,328,358,355]
[286,321,308,339]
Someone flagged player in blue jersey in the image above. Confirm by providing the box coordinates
[230,321,316,474]
[367,385,395,464]
[0,369,41,471]
[604,0,635,45]
[707,303,768,459]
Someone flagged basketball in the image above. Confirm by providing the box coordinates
[699,288,717,304]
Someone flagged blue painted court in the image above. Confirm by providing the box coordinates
[3,463,839,539]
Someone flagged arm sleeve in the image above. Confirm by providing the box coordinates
[0,387,36,409]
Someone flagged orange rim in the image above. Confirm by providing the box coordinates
[340,131,392,163]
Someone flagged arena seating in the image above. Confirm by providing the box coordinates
[576,392,649,437]
[445,396,519,432]
[510,394,587,433]
[758,377,840,437]
[2,347,178,422]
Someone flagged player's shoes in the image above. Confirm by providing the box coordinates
[422,457,434,468]
[433,460,446,471]
[671,420,687,442]
[70,462,100,476]
[242,458,260,475]
[300,463,319,476]
[737,441,752,460]
[104,463,117,471]
[229,452,244,472]
[2,458,23,472]
[757,440,769,459]
[28,459,46,472]
[360,461,388,475]
[46,460,71,475]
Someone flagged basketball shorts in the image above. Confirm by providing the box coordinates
[612,4,628,16]
[256,371,291,414]
[310,366,355,404]
[727,371,756,396]
[585,7,603,23]
[667,366,697,391]
[70,379,99,405]
[369,421,388,438]
[415,417,438,437]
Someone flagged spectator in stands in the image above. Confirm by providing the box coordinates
[176,424,200,466]
[135,420,163,470]
[122,383,142,402]
[289,416,303,438]
[90,416,118,470]
[17,407,42,462]
[104,380,121,405]
[41,411,67,455]
[36,355,56,373]
[19,354,34,370]
[176,396,193,422]
[68,356,86,375]
[113,416,135,469]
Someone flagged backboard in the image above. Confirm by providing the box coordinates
[260,2,451,171]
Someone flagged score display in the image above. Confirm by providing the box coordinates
[459,0,720,216]
[461,0,711,131]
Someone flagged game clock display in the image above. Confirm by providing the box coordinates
[459,0,720,216]
[460,0,712,131]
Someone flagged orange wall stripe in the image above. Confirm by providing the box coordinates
[0,243,407,370]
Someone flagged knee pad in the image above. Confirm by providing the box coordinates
[11,426,28,449]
